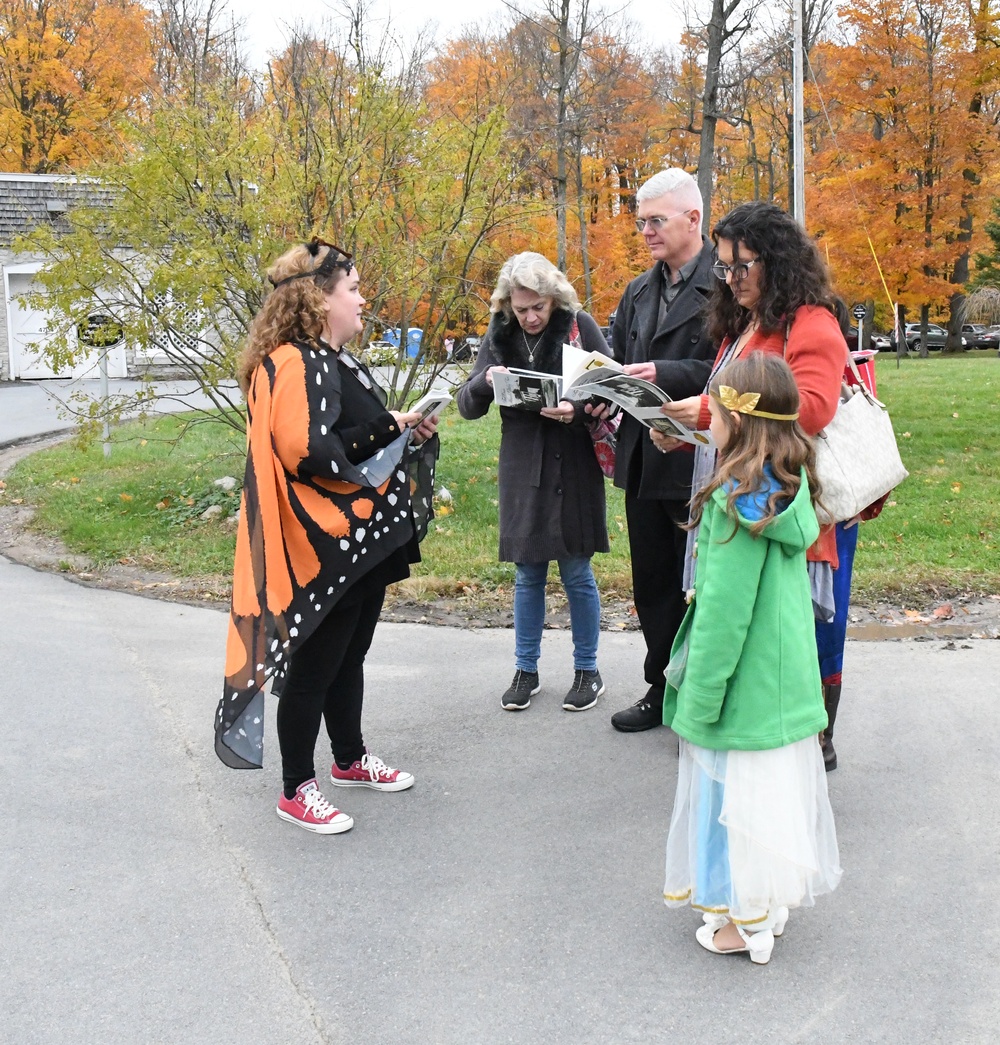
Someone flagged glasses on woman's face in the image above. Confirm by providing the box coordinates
[634,211,691,232]
[711,257,762,281]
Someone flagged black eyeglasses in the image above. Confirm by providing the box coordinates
[711,257,762,281]
[269,237,355,288]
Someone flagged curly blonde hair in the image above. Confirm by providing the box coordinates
[489,252,581,318]
[237,243,351,392]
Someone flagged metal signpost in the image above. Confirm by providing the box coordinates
[852,302,867,349]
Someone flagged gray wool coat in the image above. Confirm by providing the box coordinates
[456,307,611,564]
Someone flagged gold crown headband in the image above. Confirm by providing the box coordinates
[712,385,800,421]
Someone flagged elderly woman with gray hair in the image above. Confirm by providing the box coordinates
[457,252,612,712]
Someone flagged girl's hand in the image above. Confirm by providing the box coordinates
[623,361,657,382]
[660,395,703,428]
[485,365,508,387]
[540,400,575,424]
[650,428,682,454]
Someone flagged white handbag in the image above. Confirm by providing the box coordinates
[812,354,909,524]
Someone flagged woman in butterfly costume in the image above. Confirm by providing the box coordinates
[216,239,439,834]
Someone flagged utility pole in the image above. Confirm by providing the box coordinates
[792,0,805,227]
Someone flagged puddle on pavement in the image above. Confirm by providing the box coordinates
[847,621,994,641]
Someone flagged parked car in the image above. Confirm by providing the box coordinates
[846,328,890,351]
[903,323,962,351]
[961,323,1000,349]
[961,321,990,346]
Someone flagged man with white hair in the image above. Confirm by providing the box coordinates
[608,168,717,732]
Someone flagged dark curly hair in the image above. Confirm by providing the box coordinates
[708,201,837,344]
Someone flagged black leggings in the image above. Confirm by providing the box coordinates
[276,587,385,796]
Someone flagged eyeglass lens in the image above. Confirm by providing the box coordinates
[712,261,752,280]
[634,211,691,232]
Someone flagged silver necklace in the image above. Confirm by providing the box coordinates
[522,328,541,364]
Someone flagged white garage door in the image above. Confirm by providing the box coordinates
[6,271,128,380]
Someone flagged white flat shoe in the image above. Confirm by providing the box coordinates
[695,923,775,965]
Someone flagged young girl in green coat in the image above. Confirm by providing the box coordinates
[662,352,842,965]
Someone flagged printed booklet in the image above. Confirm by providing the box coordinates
[491,344,713,446]
[410,388,453,422]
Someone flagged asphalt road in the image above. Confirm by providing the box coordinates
[0,377,226,446]
[2,552,998,1044]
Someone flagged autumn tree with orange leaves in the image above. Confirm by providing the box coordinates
[0,0,153,172]
[807,0,1000,345]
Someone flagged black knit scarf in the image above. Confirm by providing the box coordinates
[486,308,575,374]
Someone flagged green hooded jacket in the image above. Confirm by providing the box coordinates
[662,468,827,751]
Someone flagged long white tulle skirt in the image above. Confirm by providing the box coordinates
[663,736,842,927]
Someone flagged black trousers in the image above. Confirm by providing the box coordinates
[624,492,689,697]
[276,586,385,794]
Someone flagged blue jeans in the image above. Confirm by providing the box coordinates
[514,557,600,673]
[815,521,859,683]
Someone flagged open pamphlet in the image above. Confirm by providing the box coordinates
[491,344,713,447]
[410,388,453,422]
[490,344,627,411]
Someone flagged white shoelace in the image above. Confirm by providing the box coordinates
[361,753,392,782]
[301,786,338,819]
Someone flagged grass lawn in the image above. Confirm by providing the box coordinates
[3,351,998,605]
[2,416,247,577]
[850,351,1000,600]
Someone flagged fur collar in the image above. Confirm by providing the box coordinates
[487,308,575,373]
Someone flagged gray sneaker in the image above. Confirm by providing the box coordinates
[501,669,540,711]
[562,669,605,711]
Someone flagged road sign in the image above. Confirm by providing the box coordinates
[851,304,867,320]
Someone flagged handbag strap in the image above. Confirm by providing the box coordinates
[843,352,886,407]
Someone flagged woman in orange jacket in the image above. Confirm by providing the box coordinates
[655,201,851,770]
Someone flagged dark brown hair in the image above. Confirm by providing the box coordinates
[708,201,837,345]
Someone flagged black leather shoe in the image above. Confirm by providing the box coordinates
[611,691,663,732]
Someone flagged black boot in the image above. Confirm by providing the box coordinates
[820,683,841,772]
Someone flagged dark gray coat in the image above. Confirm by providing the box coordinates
[610,242,717,500]
[456,308,610,563]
